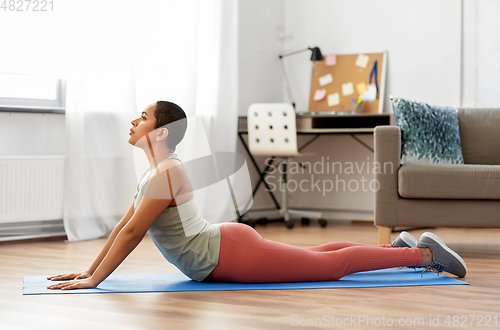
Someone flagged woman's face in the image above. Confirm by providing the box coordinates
[128,104,157,147]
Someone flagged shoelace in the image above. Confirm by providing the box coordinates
[420,260,447,277]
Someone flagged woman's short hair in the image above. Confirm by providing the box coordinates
[154,101,187,151]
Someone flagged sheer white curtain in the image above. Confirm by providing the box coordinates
[0,0,239,241]
[62,1,143,241]
[191,0,241,221]
[64,0,240,240]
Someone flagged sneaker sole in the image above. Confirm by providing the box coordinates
[419,232,467,277]
[400,232,417,248]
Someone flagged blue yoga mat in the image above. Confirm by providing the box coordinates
[23,268,468,295]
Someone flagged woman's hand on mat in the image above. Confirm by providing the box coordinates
[47,277,97,291]
[47,270,92,281]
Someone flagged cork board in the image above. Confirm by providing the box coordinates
[308,52,387,113]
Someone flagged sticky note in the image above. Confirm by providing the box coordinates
[360,84,377,101]
[319,73,333,86]
[325,54,337,66]
[313,89,327,101]
[356,82,367,95]
[328,93,340,107]
[342,82,354,96]
[355,54,370,69]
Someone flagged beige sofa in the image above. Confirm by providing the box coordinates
[374,108,500,244]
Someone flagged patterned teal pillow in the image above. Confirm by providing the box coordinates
[392,97,464,165]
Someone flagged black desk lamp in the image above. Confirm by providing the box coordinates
[278,47,324,110]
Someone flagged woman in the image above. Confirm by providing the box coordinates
[47,101,467,290]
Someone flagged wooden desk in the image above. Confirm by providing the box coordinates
[237,112,392,224]
[238,112,392,134]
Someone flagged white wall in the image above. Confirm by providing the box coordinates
[0,112,65,156]
[462,0,500,108]
[238,0,286,115]
[475,0,500,107]
[283,0,462,112]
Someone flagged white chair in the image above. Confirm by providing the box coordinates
[247,103,325,228]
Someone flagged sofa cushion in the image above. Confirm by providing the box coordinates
[392,97,464,165]
[398,163,500,199]
[458,108,500,165]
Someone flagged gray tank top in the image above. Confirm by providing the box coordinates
[134,153,221,281]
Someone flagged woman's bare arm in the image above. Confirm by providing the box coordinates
[47,202,136,281]
[48,167,178,290]
[87,202,137,273]
[48,193,174,290]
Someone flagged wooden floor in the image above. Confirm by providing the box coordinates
[1,221,500,330]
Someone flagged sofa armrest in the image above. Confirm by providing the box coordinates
[374,125,401,227]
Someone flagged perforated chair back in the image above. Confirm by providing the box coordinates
[247,103,299,157]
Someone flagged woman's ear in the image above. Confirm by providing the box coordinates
[156,128,169,142]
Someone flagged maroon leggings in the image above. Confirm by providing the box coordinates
[206,223,422,283]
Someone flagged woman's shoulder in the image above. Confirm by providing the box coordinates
[157,157,183,173]
[153,157,190,187]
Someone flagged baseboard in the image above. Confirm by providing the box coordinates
[0,219,66,242]
[241,206,374,222]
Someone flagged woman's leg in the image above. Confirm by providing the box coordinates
[305,242,364,252]
[305,241,393,252]
[206,223,422,283]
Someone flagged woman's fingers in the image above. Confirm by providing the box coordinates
[47,273,88,281]
[47,283,66,289]
[61,283,79,290]
[47,280,76,290]
[47,275,62,280]
[47,275,66,280]
[47,272,81,281]
[47,278,96,290]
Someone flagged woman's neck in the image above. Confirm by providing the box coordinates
[144,148,175,171]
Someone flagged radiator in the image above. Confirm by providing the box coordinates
[0,156,66,241]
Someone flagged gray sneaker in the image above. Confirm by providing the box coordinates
[417,232,467,278]
[392,231,418,248]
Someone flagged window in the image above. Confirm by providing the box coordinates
[0,73,65,114]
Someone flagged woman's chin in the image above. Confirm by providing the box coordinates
[129,137,147,148]
[128,136,138,146]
